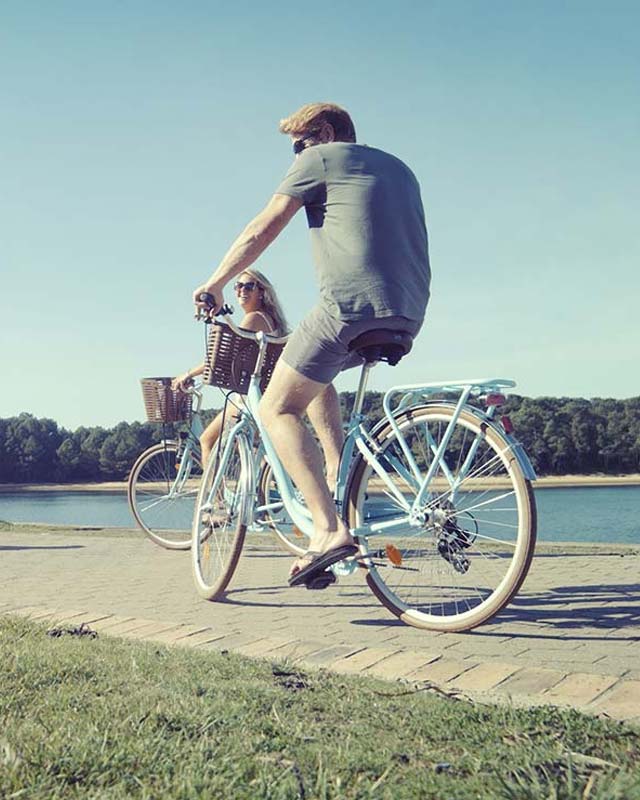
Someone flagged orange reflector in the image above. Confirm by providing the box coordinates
[203,541,210,561]
[385,544,403,566]
[292,525,304,539]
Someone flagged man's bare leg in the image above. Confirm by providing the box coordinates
[260,361,353,575]
[306,383,344,491]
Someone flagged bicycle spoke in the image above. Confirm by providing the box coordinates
[455,490,517,516]
[128,442,199,549]
[192,432,248,599]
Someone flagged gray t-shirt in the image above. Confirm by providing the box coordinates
[275,142,430,322]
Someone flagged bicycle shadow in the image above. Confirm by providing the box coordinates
[219,584,384,611]
[483,583,640,639]
[215,573,640,642]
[243,551,290,559]
[0,545,84,552]
[349,583,640,641]
[532,551,638,558]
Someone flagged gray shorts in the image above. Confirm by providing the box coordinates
[281,304,422,385]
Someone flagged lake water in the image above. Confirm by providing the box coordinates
[0,486,638,545]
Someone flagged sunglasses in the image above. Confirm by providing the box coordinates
[234,280,259,293]
[292,133,317,155]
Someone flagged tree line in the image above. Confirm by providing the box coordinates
[338,393,640,476]
[0,394,639,484]
[0,412,214,485]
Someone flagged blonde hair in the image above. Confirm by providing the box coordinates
[279,102,356,143]
[241,268,289,335]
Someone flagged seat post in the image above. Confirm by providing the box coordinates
[352,362,373,418]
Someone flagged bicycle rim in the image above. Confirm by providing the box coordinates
[127,441,200,550]
[191,431,248,599]
[346,404,536,631]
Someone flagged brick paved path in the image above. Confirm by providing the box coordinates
[1,525,638,722]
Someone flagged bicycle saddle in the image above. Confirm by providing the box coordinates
[348,329,414,366]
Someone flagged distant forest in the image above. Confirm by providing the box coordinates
[0,394,639,483]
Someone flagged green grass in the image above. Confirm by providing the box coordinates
[1,616,638,799]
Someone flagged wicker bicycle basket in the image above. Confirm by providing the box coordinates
[202,322,285,394]
[140,377,192,423]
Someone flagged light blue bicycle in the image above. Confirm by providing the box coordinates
[128,380,206,549]
[129,375,306,556]
[192,312,537,632]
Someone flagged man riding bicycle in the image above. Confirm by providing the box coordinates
[193,102,431,587]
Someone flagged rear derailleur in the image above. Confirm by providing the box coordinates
[437,517,475,574]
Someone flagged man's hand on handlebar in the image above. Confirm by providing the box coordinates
[193,283,224,318]
[193,281,234,321]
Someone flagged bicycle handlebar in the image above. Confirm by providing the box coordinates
[180,379,203,395]
[195,292,233,321]
[195,291,289,345]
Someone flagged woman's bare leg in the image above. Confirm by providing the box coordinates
[199,411,224,467]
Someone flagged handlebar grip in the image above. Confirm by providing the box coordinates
[198,291,216,308]
[196,293,233,319]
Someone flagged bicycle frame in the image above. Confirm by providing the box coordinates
[376,379,538,510]
[245,381,315,536]
[212,325,537,543]
[161,386,206,497]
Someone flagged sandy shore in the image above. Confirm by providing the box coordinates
[532,474,640,488]
[0,482,128,493]
[1,474,639,493]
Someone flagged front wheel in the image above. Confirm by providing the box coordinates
[346,404,536,632]
[127,441,200,550]
[191,431,250,600]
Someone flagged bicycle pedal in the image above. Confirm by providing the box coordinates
[305,572,337,590]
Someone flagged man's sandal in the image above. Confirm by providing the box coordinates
[288,544,358,589]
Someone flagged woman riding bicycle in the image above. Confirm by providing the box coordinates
[173,268,288,465]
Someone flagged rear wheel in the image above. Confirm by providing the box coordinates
[346,404,536,631]
[191,432,249,599]
[127,441,200,550]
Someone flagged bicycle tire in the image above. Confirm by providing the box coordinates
[191,430,249,600]
[127,440,199,550]
[345,404,536,632]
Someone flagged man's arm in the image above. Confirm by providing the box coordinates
[194,193,303,309]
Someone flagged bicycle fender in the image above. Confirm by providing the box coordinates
[504,437,537,481]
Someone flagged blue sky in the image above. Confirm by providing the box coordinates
[1,1,638,429]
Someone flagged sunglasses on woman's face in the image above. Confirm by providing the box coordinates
[234,280,259,293]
